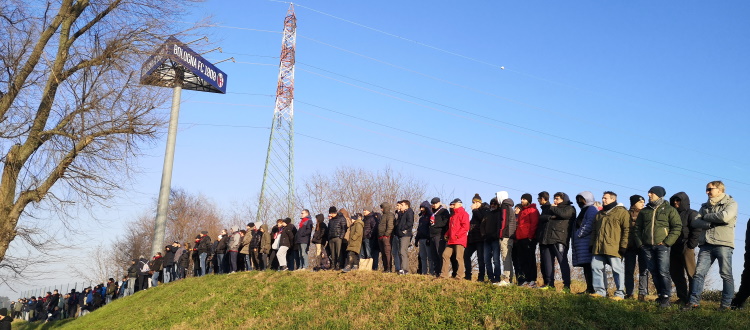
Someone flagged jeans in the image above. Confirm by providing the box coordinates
[464,241,485,280]
[689,244,734,307]
[277,246,289,268]
[163,265,172,283]
[592,254,625,298]
[125,278,135,296]
[299,243,309,269]
[360,240,372,259]
[418,239,433,275]
[441,244,465,278]
[244,253,252,271]
[670,241,696,302]
[540,243,571,287]
[151,271,160,287]
[330,238,343,269]
[391,235,401,271]
[399,236,411,272]
[624,248,649,296]
[228,251,238,272]
[216,254,225,274]
[199,252,208,276]
[484,240,501,282]
[642,244,672,298]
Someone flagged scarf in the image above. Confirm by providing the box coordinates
[709,193,725,206]
[602,201,617,212]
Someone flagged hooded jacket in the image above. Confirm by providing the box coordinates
[571,191,597,266]
[634,198,682,247]
[500,198,517,239]
[395,207,415,237]
[416,201,433,241]
[216,235,229,254]
[538,193,576,246]
[430,205,450,238]
[446,206,470,247]
[260,224,272,254]
[328,212,348,240]
[691,194,738,248]
[279,225,295,248]
[377,203,395,237]
[591,203,630,258]
[228,231,242,252]
[468,203,489,244]
[515,203,540,241]
[295,217,314,245]
[627,206,642,250]
[197,235,212,254]
[669,192,702,249]
[480,204,502,240]
[363,212,377,239]
[347,218,365,253]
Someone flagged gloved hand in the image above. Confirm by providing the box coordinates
[619,248,627,257]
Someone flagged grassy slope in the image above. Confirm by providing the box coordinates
[16,271,750,329]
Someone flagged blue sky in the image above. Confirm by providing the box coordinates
[4,0,750,297]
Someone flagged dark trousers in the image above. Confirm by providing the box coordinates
[259,253,269,270]
[229,251,238,272]
[250,249,261,270]
[581,263,594,293]
[430,235,447,276]
[378,237,392,272]
[138,275,149,291]
[269,250,278,270]
[464,241,485,281]
[670,241,696,302]
[540,243,571,287]
[330,238,343,270]
[346,251,360,268]
[370,238,381,270]
[513,238,538,284]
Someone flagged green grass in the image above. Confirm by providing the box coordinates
[14,271,750,329]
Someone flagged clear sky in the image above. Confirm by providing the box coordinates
[3,0,749,298]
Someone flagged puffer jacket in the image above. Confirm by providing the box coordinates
[227,232,241,252]
[571,192,597,266]
[691,194,738,248]
[347,219,365,253]
[395,207,415,237]
[446,206,470,247]
[500,198,517,239]
[328,213,348,240]
[634,199,681,247]
[311,221,328,245]
[468,203,489,244]
[591,204,630,258]
[669,192,703,249]
[515,203,539,241]
[216,235,229,254]
[260,224,272,254]
[363,213,377,239]
[416,201,433,241]
[480,206,502,240]
[197,235,212,254]
[538,193,576,246]
[627,207,642,250]
[377,203,395,237]
[279,226,295,248]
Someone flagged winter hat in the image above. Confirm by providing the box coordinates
[472,193,482,203]
[521,193,533,203]
[648,186,666,198]
[490,197,499,206]
[200,230,208,235]
[247,222,255,228]
[430,197,441,204]
[0,308,7,316]
[328,206,337,214]
[451,198,462,204]
[629,195,645,206]
[496,191,509,203]
[284,218,292,224]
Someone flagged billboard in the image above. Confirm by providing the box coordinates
[141,36,227,94]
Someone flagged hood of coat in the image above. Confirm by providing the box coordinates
[380,202,392,214]
[557,192,572,205]
[669,192,691,213]
[419,201,433,216]
[501,198,514,207]
[576,191,595,207]
[496,191,509,203]
[260,224,268,232]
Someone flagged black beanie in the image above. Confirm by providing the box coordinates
[472,193,482,203]
[629,195,645,206]
[284,218,292,224]
[328,206,337,214]
[521,193,533,203]
[648,186,666,198]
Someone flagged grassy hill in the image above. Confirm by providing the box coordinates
[15,270,750,329]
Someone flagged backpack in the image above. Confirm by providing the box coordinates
[319,246,332,270]
[140,260,150,273]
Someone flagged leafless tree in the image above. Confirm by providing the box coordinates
[0,0,206,269]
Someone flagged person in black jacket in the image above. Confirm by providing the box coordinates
[669,192,702,304]
[537,192,575,292]
[163,243,176,282]
[215,229,229,274]
[276,220,295,271]
[327,207,347,271]
[416,201,434,275]
[430,197,450,277]
[360,209,377,270]
[197,231,212,276]
[0,307,13,330]
[311,214,328,268]
[394,200,415,275]
[295,210,314,270]
[465,194,487,281]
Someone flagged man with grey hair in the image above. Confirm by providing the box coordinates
[684,181,738,311]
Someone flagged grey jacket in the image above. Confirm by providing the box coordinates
[691,194,738,248]
[228,232,242,251]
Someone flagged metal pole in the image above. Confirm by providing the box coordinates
[151,74,183,258]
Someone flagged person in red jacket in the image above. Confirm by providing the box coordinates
[514,193,540,287]
[440,198,470,279]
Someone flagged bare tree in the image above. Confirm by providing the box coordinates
[0,0,204,266]
[73,242,123,284]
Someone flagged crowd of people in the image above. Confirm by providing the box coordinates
[5,180,750,325]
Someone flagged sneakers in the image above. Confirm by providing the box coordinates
[624,294,633,300]
[537,285,554,291]
[398,270,406,275]
[494,280,511,287]
[589,293,603,298]
[658,297,671,308]
[341,266,351,273]
[610,296,624,301]
[681,304,699,311]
